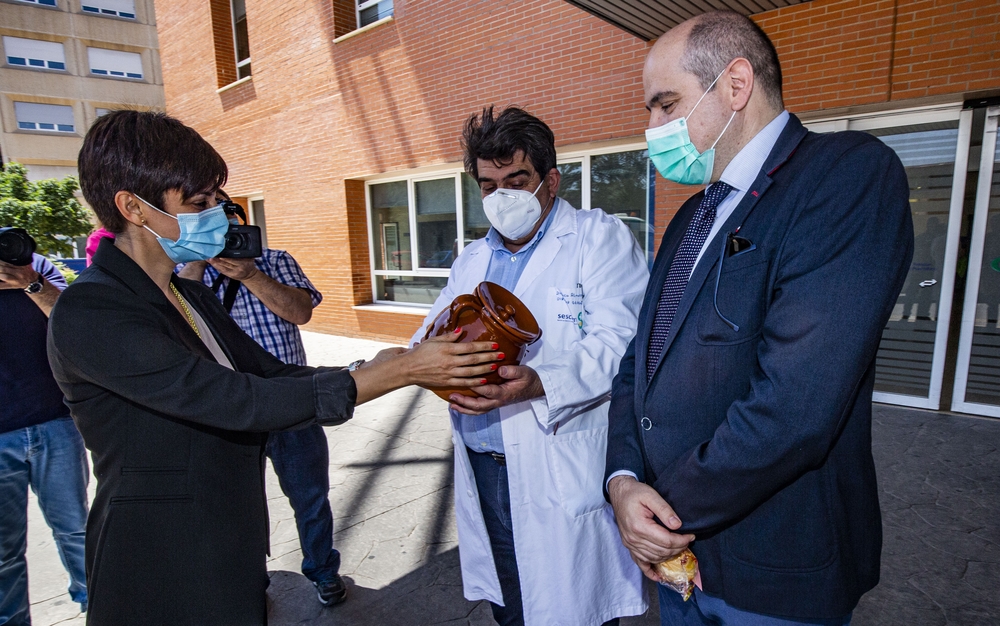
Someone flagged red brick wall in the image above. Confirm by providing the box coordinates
[156,0,1000,343]
[891,0,1000,100]
[755,0,1000,110]
[157,0,652,342]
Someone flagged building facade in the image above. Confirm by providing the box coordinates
[154,0,1000,416]
[0,0,164,181]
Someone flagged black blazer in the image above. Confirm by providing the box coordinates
[47,239,356,625]
[606,114,914,619]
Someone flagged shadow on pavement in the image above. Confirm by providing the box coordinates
[267,550,491,626]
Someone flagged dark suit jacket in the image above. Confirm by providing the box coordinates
[47,239,356,626]
[605,114,914,619]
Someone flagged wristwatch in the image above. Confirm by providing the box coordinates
[347,359,366,371]
[24,273,43,294]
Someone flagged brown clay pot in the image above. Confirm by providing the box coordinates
[421,281,542,401]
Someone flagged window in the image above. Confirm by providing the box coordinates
[88,47,143,79]
[4,37,66,71]
[357,0,392,28]
[81,0,135,18]
[366,147,656,306]
[15,102,75,133]
[557,148,656,263]
[16,0,57,6]
[231,0,251,79]
[95,107,110,116]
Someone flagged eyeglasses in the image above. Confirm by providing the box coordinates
[713,229,756,332]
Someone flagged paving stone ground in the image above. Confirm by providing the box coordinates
[24,331,1000,625]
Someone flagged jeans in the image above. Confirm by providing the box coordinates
[658,584,852,626]
[265,424,340,584]
[0,417,89,626]
[466,449,619,626]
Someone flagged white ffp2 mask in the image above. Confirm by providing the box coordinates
[481,180,545,240]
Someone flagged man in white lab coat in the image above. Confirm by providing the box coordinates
[411,106,649,626]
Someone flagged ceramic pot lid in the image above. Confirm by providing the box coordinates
[475,281,541,343]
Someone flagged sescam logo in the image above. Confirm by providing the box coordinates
[552,285,585,329]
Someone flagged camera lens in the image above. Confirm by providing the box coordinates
[225,232,248,250]
[0,227,37,266]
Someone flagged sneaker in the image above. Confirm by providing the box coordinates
[314,575,347,606]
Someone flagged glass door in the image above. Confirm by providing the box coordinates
[807,107,973,409]
[952,106,1000,416]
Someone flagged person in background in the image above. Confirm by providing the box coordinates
[412,106,649,626]
[85,222,114,266]
[177,192,347,607]
[0,252,89,624]
[605,11,913,625]
[47,110,500,625]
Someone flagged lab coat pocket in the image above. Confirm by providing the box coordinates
[548,427,610,517]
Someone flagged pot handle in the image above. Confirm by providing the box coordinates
[421,294,482,341]
[448,295,481,333]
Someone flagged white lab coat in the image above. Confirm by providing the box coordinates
[410,199,649,626]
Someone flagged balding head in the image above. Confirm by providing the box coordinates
[672,12,783,111]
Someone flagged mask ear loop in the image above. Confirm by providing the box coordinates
[686,66,729,125]
[133,194,175,239]
[710,111,738,150]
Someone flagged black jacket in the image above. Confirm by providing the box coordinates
[47,239,356,625]
[606,114,914,619]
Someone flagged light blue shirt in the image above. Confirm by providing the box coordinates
[458,206,558,455]
[692,110,790,273]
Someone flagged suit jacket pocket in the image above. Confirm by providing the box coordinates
[547,427,610,517]
[697,254,770,345]
[723,468,836,572]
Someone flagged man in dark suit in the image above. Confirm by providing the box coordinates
[605,11,913,626]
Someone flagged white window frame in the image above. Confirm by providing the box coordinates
[365,172,457,309]
[87,47,144,80]
[356,0,392,29]
[805,103,971,411]
[80,0,136,19]
[951,104,1000,417]
[16,0,58,7]
[3,36,66,71]
[364,141,656,308]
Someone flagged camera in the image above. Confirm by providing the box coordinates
[0,227,37,266]
[218,200,262,259]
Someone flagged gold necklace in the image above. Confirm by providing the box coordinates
[168,282,201,338]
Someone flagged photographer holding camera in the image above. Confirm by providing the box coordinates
[177,192,348,607]
[0,229,89,625]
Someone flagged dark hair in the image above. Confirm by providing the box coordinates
[681,11,784,111]
[78,110,228,234]
[462,106,556,180]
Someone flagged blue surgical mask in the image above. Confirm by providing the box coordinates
[645,68,737,186]
[135,194,229,263]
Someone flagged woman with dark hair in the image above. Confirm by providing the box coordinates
[46,110,499,625]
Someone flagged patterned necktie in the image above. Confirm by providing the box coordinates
[647,181,734,381]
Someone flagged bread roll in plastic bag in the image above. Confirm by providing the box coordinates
[653,548,698,601]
